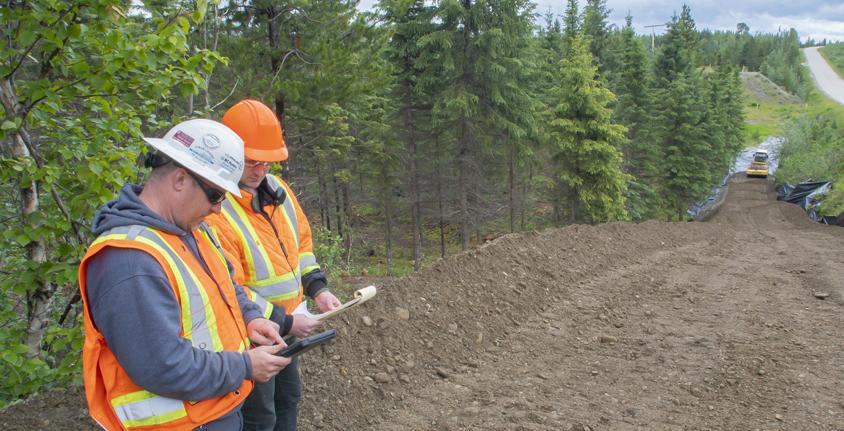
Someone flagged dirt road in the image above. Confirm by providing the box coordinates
[805,46,844,105]
[2,177,843,430]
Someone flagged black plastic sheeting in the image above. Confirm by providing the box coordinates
[777,180,836,224]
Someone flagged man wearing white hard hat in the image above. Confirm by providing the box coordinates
[78,119,292,430]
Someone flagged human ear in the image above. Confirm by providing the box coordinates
[172,168,189,192]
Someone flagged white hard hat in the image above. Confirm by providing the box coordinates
[143,119,244,197]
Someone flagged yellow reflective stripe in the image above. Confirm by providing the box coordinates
[261,301,272,318]
[265,289,299,303]
[244,287,274,319]
[90,233,127,246]
[198,228,230,271]
[220,204,259,282]
[251,271,297,287]
[298,252,320,274]
[272,178,300,250]
[111,390,156,405]
[225,196,277,278]
[107,229,225,353]
[123,406,187,428]
[248,271,301,304]
[111,390,187,428]
[123,234,196,341]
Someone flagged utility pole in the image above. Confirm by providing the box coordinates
[644,23,667,52]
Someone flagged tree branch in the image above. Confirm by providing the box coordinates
[210,77,239,111]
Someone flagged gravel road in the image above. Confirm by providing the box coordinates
[804,46,844,105]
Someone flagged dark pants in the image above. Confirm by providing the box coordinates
[242,355,301,431]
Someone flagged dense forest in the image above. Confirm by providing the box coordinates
[0,0,811,404]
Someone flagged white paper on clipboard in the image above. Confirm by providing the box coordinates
[293,285,377,321]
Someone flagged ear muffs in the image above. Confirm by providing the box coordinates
[251,177,286,212]
[142,150,171,168]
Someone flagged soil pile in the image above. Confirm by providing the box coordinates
[3,177,843,430]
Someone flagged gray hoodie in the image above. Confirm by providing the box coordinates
[85,184,262,429]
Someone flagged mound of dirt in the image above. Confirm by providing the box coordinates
[3,177,844,430]
[741,71,801,105]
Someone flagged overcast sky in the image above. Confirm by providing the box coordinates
[358,1,844,43]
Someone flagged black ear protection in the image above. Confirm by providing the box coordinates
[251,177,286,212]
[142,150,172,169]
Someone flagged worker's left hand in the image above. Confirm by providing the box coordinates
[314,291,341,312]
[247,318,283,346]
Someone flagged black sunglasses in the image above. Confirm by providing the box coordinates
[185,170,227,205]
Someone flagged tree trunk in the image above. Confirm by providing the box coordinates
[508,142,515,233]
[402,85,422,270]
[341,177,352,254]
[331,165,343,237]
[381,163,393,275]
[458,115,470,251]
[0,79,53,359]
[316,162,330,230]
[436,135,446,258]
[520,162,532,231]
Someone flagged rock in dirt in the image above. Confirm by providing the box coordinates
[598,335,618,344]
[813,292,830,299]
[396,307,411,320]
[361,316,373,327]
[374,372,392,384]
[435,367,451,379]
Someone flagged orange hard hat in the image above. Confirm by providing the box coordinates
[221,99,287,162]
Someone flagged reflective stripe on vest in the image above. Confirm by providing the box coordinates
[243,286,273,319]
[219,175,309,304]
[90,224,239,428]
[111,391,186,428]
[298,251,319,275]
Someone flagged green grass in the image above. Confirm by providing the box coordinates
[819,43,844,80]
[741,77,805,146]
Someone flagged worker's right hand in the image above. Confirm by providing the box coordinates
[247,344,290,383]
[289,315,322,338]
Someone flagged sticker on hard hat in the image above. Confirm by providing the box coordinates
[202,133,221,149]
[173,131,195,148]
[221,155,242,174]
[189,147,215,166]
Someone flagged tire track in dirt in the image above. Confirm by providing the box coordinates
[315,177,844,431]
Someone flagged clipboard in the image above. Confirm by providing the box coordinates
[293,285,377,321]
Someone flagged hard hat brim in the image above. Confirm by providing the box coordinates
[245,146,288,163]
[143,137,243,198]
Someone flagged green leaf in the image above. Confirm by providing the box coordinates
[1,120,17,131]
[176,17,190,33]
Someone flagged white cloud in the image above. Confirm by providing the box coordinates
[359,0,844,42]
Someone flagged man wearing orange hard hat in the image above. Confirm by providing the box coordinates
[206,100,341,431]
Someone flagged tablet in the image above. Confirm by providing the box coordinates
[277,329,337,358]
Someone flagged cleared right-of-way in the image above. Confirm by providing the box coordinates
[804,46,844,105]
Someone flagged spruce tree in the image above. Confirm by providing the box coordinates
[613,15,660,219]
[563,0,579,42]
[549,35,629,224]
[382,0,436,270]
[582,0,611,73]
[659,73,710,219]
[654,4,699,84]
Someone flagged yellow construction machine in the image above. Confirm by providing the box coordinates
[746,150,769,178]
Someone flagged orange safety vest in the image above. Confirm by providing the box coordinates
[206,174,320,315]
[78,224,253,431]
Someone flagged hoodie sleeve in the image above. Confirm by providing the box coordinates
[85,246,253,399]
